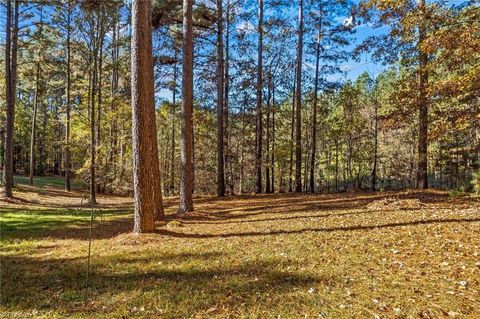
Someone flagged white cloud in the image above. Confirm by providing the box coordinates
[343,16,354,28]
[340,63,353,72]
[236,21,255,34]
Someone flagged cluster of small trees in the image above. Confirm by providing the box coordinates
[2,0,479,230]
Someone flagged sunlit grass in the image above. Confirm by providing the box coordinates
[12,174,83,190]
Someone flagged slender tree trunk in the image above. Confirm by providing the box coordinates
[417,0,429,189]
[179,0,194,213]
[3,0,12,197]
[109,12,120,192]
[192,126,195,194]
[216,0,225,197]
[96,30,104,193]
[224,0,231,193]
[170,53,178,195]
[295,0,304,193]
[29,62,41,186]
[335,139,339,192]
[97,39,103,152]
[0,117,4,173]
[65,5,72,191]
[255,0,264,194]
[38,94,47,176]
[371,98,378,191]
[131,0,164,233]
[90,48,97,203]
[271,84,275,192]
[288,72,296,192]
[239,93,247,194]
[265,76,271,194]
[309,27,321,193]
[3,0,18,198]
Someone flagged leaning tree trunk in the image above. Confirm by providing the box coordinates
[295,0,304,193]
[255,0,264,194]
[179,0,194,214]
[131,0,164,233]
[216,0,225,197]
[417,0,429,189]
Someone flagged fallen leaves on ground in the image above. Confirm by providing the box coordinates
[1,187,479,318]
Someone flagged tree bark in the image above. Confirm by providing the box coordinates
[309,27,321,193]
[179,0,194,213]
[29,62,41,186]
[295,0,304,193]
[271,83,275,192]
[65,2,72,191]
[224,0,231,193]
[417,0,429,189]
[265,74,271,194]
[131,0,164,233]
[255,0,264,194]
[216,0,225,197]
[170,50,178,195]
[3,0,18,198]
[288,71,296,193]
[90,42,97,203]
[371,96,378,191]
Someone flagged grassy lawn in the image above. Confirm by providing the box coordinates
[12,174,83,190]
[1,185,479,318]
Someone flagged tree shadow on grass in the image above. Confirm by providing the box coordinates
[2,191,477,242]
[159,217,480,239]
[1,251,323,317]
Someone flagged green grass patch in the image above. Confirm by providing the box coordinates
[12,174,83,190]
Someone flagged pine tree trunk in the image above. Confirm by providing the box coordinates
[371,98,378,191]
[271,84,275,192]
[216,0,225,197]
[288,72,296,193]
[309,28,321,193]
[90,47,97,203]
[65,4,72,191]
[239,93,247,194]
[417,0,429,189]
[335,139,339,192]
[295,0,303,193]
[131,0,164,233]
[179,0,194,213]
[3,0,18,198]
[255,0,264,194]
[265,76,271,194]
[29,62,41,186]
[170,51,178,195]
[96,29,104,193]
[224,0,231,194]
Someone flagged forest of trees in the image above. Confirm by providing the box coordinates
[1,0,479,229]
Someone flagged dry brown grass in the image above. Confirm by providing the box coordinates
[1,185,479,318]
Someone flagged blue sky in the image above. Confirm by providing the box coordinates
[156,17,389,102]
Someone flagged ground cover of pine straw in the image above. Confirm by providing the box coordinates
[1,184,479,319]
